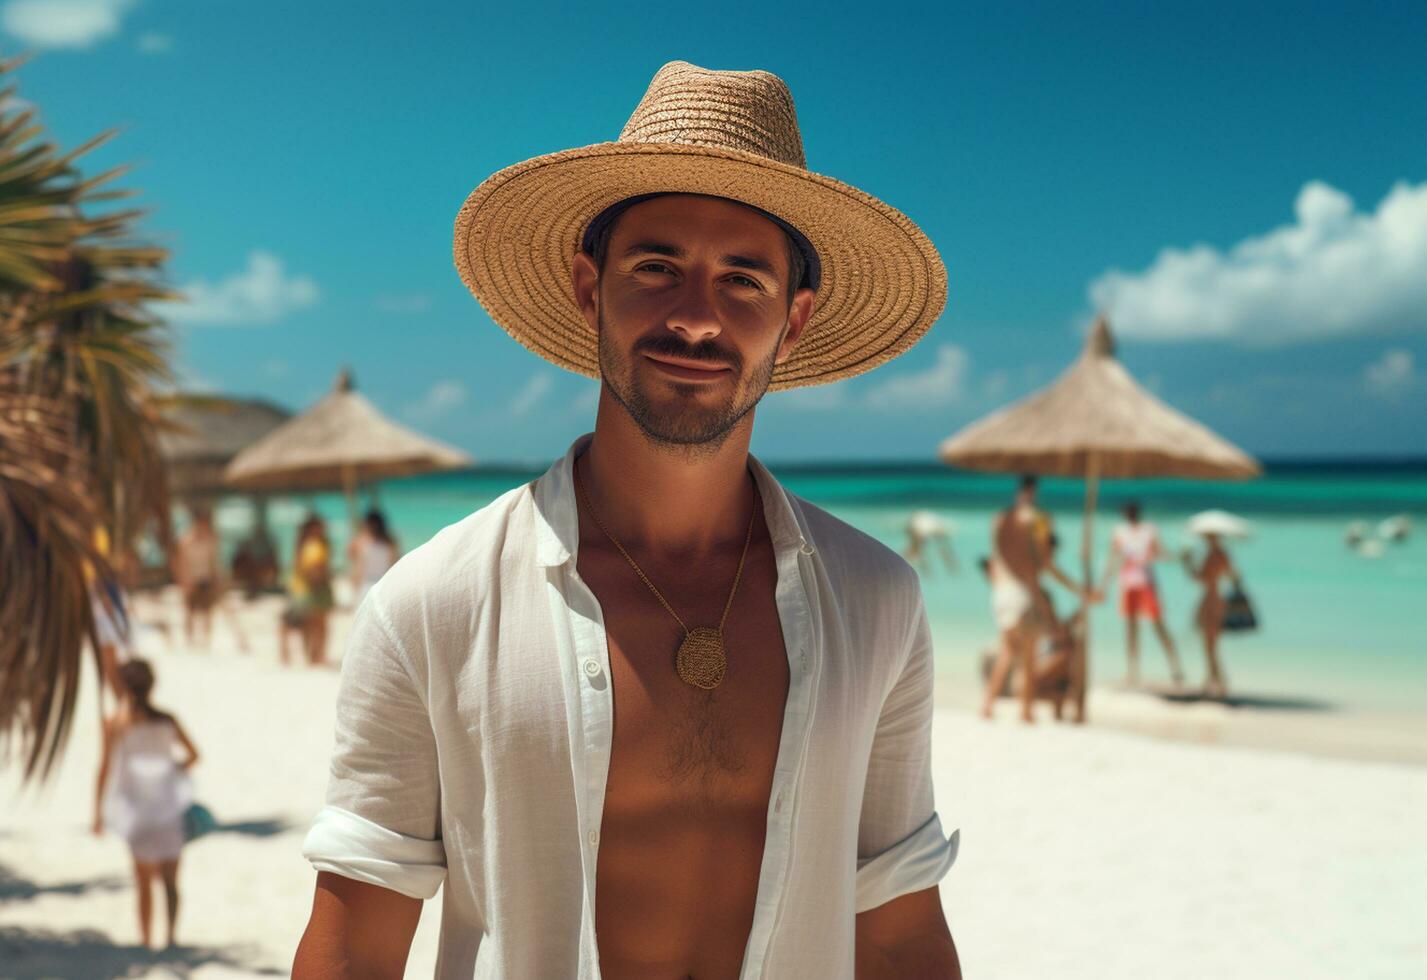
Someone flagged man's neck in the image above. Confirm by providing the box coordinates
[578,389,758,556]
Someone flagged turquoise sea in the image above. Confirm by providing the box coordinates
[209,461,1427,716]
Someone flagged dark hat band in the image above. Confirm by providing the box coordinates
[580,193,822,293]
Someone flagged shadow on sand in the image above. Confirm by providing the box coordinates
[1148,688,1337,712]
[210,816,291,838]
[0,926,284,979]
[0,864,127,905]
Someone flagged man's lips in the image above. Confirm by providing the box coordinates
[641,352,733,381]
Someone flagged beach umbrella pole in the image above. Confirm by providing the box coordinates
[1075,453,1100,724]
[342,462,357,529]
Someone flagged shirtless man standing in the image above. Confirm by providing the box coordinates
[294,63,959,978]
[981,476,1084,723]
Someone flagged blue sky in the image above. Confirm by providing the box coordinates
[6,0,1425,461]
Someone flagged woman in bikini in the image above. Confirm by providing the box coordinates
[1184,532,1238,698]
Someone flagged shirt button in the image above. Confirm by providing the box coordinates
[588,829,600,847]
[582,658,601,677]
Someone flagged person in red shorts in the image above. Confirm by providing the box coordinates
[1101,501,1185,688]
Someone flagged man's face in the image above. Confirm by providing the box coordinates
[573,195,815,449]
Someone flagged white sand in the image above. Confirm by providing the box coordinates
[2,590,1424,978]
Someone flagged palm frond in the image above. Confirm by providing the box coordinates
[0,57,173,782]
[0,382,107,780]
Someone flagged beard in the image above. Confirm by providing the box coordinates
[597,306,782,453]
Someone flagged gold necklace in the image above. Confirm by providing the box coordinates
[574,464,757,691]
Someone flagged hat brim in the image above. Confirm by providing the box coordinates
[453,142,947,390]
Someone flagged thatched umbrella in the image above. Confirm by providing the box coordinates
[939,315,1259,720]
[224,369,472,523]
[159,395,291,500]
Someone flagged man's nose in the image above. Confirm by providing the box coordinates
[664,279,722,345]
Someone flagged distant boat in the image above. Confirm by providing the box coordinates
[1357,539,1386,559]
[1379,514,1412,543]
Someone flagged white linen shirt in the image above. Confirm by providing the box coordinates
[303,436,958,979]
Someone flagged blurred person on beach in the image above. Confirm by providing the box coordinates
[85,523,130,700]
[1099,501,1185,689]
[93,659,200,949]
[231,519,279,598]
[172,505,222,650]
[983,476,1088,722]
[1025,541,1085,721]
[903,509,957,575]
[283,515,334,667]
[347,508,399,610]
[296,62,960,979]
[981,528,1087,722]
[1183,532,1239,698]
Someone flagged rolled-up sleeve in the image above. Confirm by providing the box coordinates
[855,592,959,913]
[301,596,446,900]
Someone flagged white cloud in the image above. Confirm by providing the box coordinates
[135,30,170,54]
[509,373,553,418]
[163,251,319,326]
[864,344,969,411]
[1089,180,1427,345]
[405,380,467,423]
[1363,349,1415,399]
[2,0,135,49]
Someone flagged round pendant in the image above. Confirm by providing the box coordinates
[675,627,727,690]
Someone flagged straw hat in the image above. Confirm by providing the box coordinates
[453,61,947,390]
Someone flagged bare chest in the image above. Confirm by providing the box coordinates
[580,535,790,810]
[578,534,791,976]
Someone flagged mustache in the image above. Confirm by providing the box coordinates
[634,333,742,371]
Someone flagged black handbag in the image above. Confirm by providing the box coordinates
[1221,581,1258,632]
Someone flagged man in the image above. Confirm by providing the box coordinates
[981,476,1084,723]
[172,505,220,650]
[1100,500,1184,688]
[295,61,960,978]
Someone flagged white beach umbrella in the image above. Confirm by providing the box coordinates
[1188,510,1252,539]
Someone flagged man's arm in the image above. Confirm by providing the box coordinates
[856,886,961,979]
[855,581,960,976]
[1046,560,1087,595]
[296,591,446,976]
[1097,535,1121,594]
[293,873,422,979]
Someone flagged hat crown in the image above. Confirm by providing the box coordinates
[619,61,807,169]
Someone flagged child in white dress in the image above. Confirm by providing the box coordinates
[94,659,199,948]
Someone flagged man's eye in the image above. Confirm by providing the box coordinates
[636,262,675,275]
[727,274,763,290]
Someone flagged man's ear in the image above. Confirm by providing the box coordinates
[571,252,600,334]
[774,286,817,364]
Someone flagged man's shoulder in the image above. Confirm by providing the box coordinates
[790,494,919,596]
[371,481,537,610]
